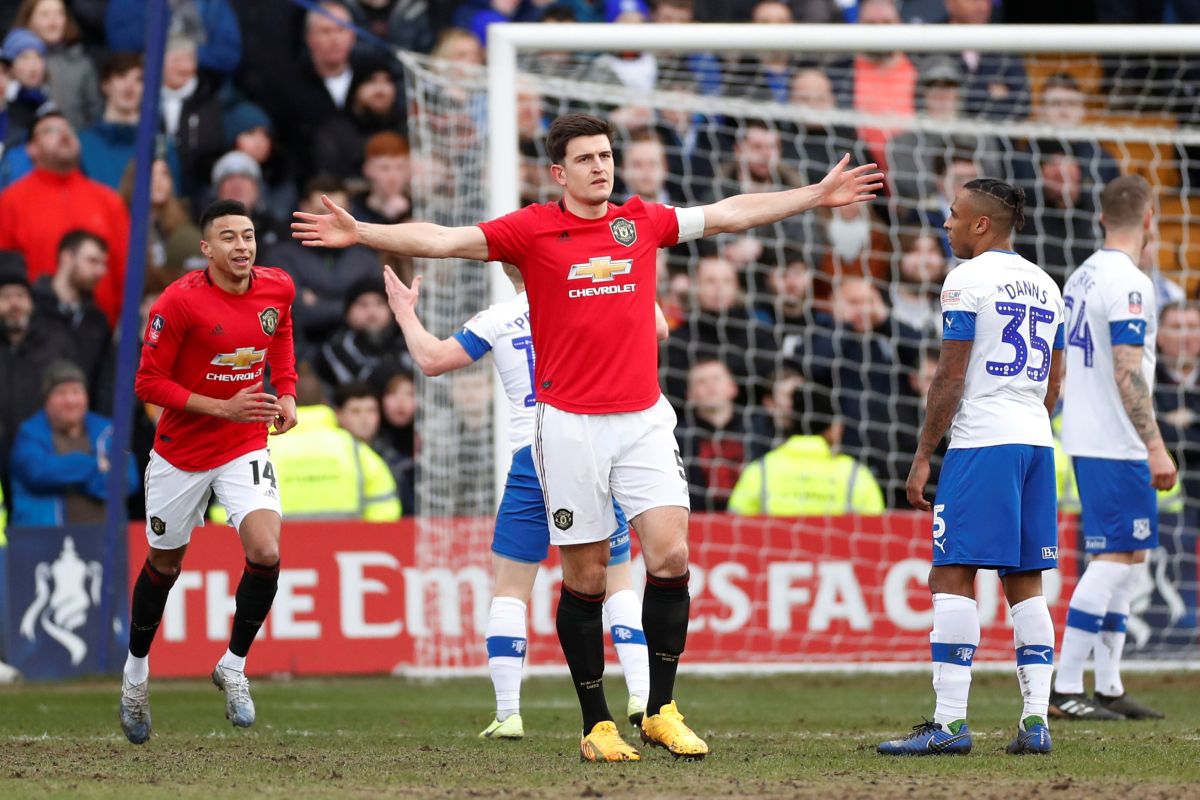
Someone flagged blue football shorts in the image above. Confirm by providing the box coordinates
[1073,456,1157,554]
[932,444,1058,576]
[493,445,630,565]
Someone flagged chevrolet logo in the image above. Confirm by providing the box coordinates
[568,257,633,283]
[210,347,267,370]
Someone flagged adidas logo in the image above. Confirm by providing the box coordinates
[211,324,224,336]
[1057,699,1093,714]
[558,230,571,240]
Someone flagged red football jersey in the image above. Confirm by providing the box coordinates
[479,197,697,414]
[135,268,298,471]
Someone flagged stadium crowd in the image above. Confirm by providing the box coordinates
[0,0,1196,543]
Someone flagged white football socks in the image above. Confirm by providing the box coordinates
[1094,561,1144,697]
[485,596,527,721]
[218,649,246,673]
[1011,595,1055,721]
[124,653,149,685]
[604,589,649,705]
[1055,560,1130,694]
[930,593,979,727]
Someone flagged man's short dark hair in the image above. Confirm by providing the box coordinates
[790,381,836,436]
[31,106,67,137]
[540,4,577,21]
[1160,301,1194,323]
[963,177,1026,233]
[304,174,346,199]
[57,229,107,259]
[931,150,977,179]
[333,380,377,409]
[740,118,775,137]
[546,114,615,165]
[101,52,143,83]
[199,199,251,234]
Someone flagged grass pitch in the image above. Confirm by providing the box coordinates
[1,671,1197,799]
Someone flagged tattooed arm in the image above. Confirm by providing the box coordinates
[1044,348,1065,416]
[1113,344,1178,490]
[907,340,972,511]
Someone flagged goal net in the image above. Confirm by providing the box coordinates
[400,24,1200,672]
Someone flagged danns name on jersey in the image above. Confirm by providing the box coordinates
[998,279,1050,305]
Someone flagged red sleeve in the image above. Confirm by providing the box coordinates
[134,291,192,411]
[0,193,17,251]
[642,201,681,248]
[267,276,298,398]
[476,205,538,265]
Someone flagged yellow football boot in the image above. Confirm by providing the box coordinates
[579,720,641,762]
[640,701,709,760]
[479,713,524,739]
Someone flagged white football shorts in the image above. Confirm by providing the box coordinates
[533,394,690,546]
[144,448,282,549]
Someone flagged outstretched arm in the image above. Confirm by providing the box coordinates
[906,340,972,511]
[1113,344,1178,490]
[384,265,475,377]
[292,195,490,261]
[699,154,884,236]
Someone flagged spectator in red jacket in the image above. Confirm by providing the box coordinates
[0,108,129,324]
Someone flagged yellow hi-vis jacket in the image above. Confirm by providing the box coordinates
[210,405,401,523]
[727,435,885,516]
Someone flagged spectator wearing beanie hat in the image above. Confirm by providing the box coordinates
[264,175,383,355]
[0,254,78,497]
[210,149,288,250]
[312,59,404,182]
[9,358,140,526]
[3,28,49,99]
[313,273,414,391]
[13,0,104,131]
[223,100,296,220]
[352,131,411,226]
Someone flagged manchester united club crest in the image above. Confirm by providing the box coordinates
[553,508,574,530]
[610,217,636,247]
[150,516,166,536]
[258,306,280,336]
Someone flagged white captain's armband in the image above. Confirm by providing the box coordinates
[674,206,705,244]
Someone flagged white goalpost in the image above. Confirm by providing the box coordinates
[400,23,1200,674]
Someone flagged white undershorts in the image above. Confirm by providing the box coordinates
[532,395,689,546]
[144,448,282,549]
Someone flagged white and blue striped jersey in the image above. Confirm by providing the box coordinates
[453,292,536,452]
[1061,248,1157,460]
[940,249,1065,450]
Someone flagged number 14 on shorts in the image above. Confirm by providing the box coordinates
[250,459,277,489]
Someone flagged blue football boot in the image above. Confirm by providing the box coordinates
[1006,716,1052,755]
[878,719,973,756]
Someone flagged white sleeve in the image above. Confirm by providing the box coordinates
[462,305,499,347]
[1102,272,1152,324]
[939,266,982,315]
[674,206,705,244]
